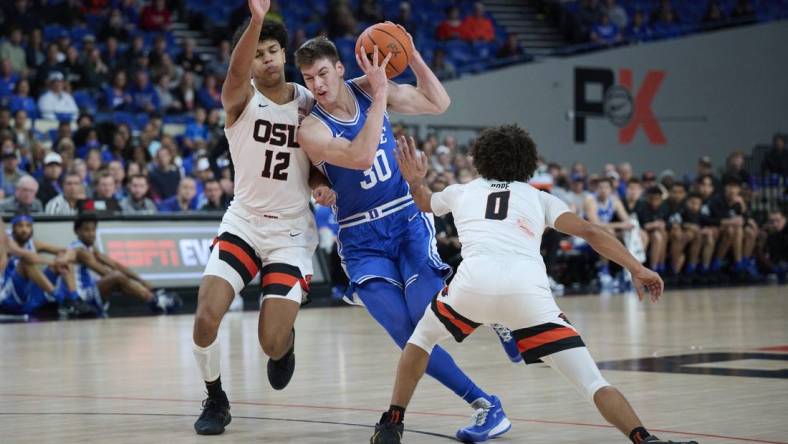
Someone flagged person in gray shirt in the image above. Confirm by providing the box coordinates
[45,173,85,215]
[0,175,43,213]
[119,174,157,214]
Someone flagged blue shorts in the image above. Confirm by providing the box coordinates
[337,205,451,290]
[0,267,52,314]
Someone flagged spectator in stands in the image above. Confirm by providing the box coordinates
[120,174,157,214]
[0,139,25,196]
[357,0,383,23]
[148,145,180,200]
[9,80,36,121]
[0,175,42,213]
[590,13,622,45]
[762,209,787,283]
[61,46,86,90]
[711,178,759,277]
[722,151,750,185]
[602,0,628,29]
[461,2,495,43]
[91,171,120,212]
[680,192,706,278]
[200,178,228,211]
[99,9,131,41]
[0,59,19,100]
[731,0,756,23]
[158,176,197,212]
[624,177,643,213]
[148,34,170,69]
[36,152,63,206]
[184,107,209,153]
[108,160,126,200]
[626,10,651,43]
[576,0,602,41]
[25,27,45,71]
[119,0,141,24]
[129,70,160,113]
[102,37,125,74]
[652,4,682,39]
[154,53,183,88]
[641,170,659,194]
[103,71,131,111]
[327,2,358,39]
[0,109,11,134]
[0,26,27,75]
[566,173,592,217]
[5,0,41,33]
[44,171,83,215]
[207,40,231,77]
[197,73,222,110]
[436,6,464,41]
[396,2,419,33]
[85,46,110,90]
[141,0,172,31]
[37,71,79,122]
[177,39,204,76]
[636,186,668,273]
[496,34,525,59]
[663,182,690,276]
[10,110,34,149]
[175,71,198,113]
[696,174,719,275]
[762,135,787,176]
[124,34,148,69]
[154,74,179,113]
[51,0,84,27]
[430,48,456,80]
[702,1,728,30]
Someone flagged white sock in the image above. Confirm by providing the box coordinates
[193,337,221,382]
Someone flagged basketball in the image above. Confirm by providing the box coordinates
[355,22,413,79]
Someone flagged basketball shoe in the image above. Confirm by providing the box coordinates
[643,437,699,444]
[456,395,511,442]
[267,328,296,390]
[194,391,231,435]
[491,324,522,363]
[370,412,404,444]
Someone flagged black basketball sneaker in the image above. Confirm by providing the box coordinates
[194,391,231,435]
[370,416,404,444]
[267,328,296,390]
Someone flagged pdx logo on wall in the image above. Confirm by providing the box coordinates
[572,67,671,145]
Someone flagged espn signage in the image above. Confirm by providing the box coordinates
[96,225,218,283]
[573,67,667,145]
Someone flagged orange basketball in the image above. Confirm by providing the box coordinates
[355,22,413,79]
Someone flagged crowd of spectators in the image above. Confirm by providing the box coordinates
[316,129,787,299]
[565,0,766,46]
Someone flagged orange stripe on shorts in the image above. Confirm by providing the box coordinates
[517,327,579,353]
[219,241,258,277]
[435,300,476,335]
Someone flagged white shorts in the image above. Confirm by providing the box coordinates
[409,256,586,364]
[203,203,318,305]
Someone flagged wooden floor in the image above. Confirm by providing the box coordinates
[1,286,786,444]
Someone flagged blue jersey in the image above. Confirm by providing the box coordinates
[312,80,410,221]
[309,80,449,290]
[69,240,103,309]
[1,239,50,314]
[596,196,615,223]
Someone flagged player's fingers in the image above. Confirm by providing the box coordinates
[381,52,393,69]
[633,279,645,301]
[372,45,379,66]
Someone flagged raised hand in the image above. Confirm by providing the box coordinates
[248,0,270,23]
[631,265,664,302]
[356,45,392,100]
[313,186,336,207]
[394,135,428,184]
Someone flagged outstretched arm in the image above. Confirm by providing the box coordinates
[554,212,664,302]
[299,48,392,169]
[223,0,270,127]
[357,25,451,115]
[395,135,432,212]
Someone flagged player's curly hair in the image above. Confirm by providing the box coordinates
[471,124,538,183]
[231,18,289,52]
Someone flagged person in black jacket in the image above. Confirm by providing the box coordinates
[635,186,668,273]
[708,178,759,277]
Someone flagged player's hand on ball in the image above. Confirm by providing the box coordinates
[385,21,416,55]
[631,266,663,302]
[313,186,336,207]
[248,0,270,22]
[356,45,392,100]
[395,135,428,184]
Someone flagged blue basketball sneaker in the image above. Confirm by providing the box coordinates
[456,395,511,443]
[491,324,522,363]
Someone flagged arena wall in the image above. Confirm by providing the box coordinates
[401,21,788,173]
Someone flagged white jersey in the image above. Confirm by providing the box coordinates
[431,178,570,263]
[224,82,315,217]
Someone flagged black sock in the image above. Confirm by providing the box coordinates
[385,405,405,424]
[206,376,223,398]
[629,426,651,444]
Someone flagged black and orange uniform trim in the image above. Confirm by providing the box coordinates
[430,289,481,343]
[512,317,585,364]
[211,233,311,301]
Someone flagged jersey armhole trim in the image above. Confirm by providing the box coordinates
[224,85,257,132]
[306,115,336,166]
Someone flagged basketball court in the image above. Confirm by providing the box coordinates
[1,286,785,443]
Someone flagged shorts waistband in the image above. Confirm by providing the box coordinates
[337,195,414,229]
[231,200,306,220]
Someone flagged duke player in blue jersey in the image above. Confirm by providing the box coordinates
[295,36,512,441]
[0,214,79,316]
